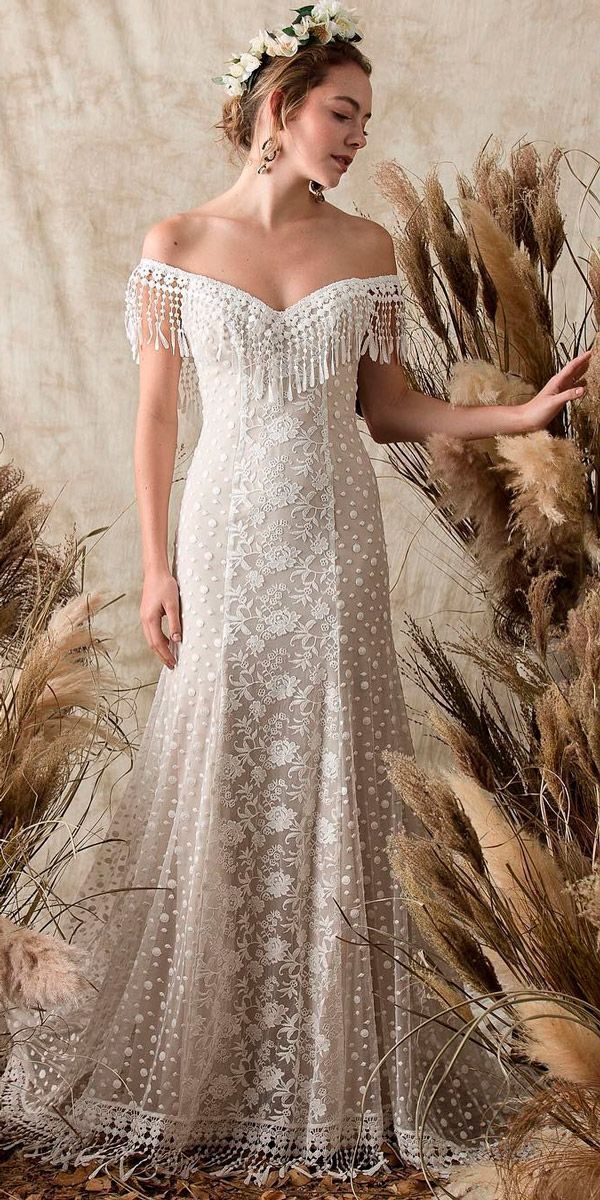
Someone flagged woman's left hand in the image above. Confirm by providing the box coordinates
[521,349,593,432]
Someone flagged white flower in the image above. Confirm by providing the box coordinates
[263,33,283,57]
[265,804,296,832]
[312,0,346,19]
[217,820,245,848]
[248,27,271,56]
[226,57,246,79]
[239,51,262,74]
[308,1096,327,1119]
[261,606,296,637]
[330,13,358,37]
[264,935,289,962]
[315,814,337,845]
[223,75,245,97]
[258,1064,285,1089]
[275,32,300,56]
[265,869,293,898]
[265,673,299,700]
[294,14,313,39]
[267,738,297,766]
[262,1001,287,1028]
[322,749,339,778]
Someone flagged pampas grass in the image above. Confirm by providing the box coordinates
[0,915,91,1013]
[368,135,600,1197]
[0,449,134,1059]
[383,751,600,1195]
[374,138,599,637]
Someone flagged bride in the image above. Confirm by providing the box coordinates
[0,2,590,1186]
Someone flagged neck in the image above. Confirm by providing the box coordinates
[221,146,326,232]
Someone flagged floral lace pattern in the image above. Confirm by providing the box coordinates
[0,260,506,1185]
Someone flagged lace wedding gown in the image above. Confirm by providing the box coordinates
[0,257,503,1184]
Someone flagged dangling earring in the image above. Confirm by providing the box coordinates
[308,179,325,203]
[257,135,279,174]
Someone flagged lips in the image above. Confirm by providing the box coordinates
[332,155,351,169]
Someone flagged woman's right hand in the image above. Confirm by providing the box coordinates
[140,568,182,669]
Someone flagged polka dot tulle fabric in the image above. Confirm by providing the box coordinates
[0,261,504,1184]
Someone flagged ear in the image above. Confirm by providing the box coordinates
[269,87,285,122]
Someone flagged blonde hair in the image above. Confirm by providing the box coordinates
[213,39,372,161]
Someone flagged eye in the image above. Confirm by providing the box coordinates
[333,113,369,137]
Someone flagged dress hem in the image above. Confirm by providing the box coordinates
[1,1060,489,1186]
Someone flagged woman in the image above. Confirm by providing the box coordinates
[0,3,590,1186]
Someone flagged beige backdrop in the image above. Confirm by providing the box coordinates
[2,1,597,812]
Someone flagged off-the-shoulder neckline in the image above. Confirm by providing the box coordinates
[135,256,400,317]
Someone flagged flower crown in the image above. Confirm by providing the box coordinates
[212,3,365,99]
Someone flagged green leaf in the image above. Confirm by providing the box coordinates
[281,26,297,35]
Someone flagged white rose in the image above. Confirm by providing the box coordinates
[275,33,300,56]
[226,57,246,79]
[239,51,262,74]
[223,75,245,96]
[263,33,283,56]
[249,28,271,56]
[330,14,358,37]
[294,15,313,39]
[311,1,336,19]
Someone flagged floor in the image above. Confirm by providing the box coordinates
[0,1144,435,1199]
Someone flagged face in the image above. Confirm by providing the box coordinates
[273,61,372,187]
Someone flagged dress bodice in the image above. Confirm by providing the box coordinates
[124,257,407,417]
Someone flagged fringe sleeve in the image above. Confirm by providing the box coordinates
[124,259,201,418]
[356,277,406,418]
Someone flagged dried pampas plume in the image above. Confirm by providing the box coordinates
[460,197,555,387]
[448,359,536,460]
[0,915,91,1013]
[495,431,589,566]
[444,770,578,930]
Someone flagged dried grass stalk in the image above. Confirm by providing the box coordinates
[501,1084,600,1200]
[424,170,479,319]
[382,748,486,873]
[460,197,555,387]
[531,148,565,275]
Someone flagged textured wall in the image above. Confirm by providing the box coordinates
[1,0,597,800]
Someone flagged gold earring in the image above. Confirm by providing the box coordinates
[308,179,325,203]
[257,135,279,174]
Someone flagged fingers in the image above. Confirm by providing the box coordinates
[553,349,592,388]
[165,602,182,644]
[550,386,588,411]
[141,616,177,670]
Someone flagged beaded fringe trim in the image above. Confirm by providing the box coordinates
[124,258,408,416]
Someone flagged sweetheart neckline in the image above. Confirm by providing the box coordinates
[138,257,400,317]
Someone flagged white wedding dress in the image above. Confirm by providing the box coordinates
[0,257,503,1184]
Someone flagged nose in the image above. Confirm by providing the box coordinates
[349,129,367,151]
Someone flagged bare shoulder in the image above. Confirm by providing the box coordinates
[140,211,209,267]
[338,213,398,276]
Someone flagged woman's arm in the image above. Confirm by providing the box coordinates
[361,350,591,445]
[133,224,185,669]
[357,223,591,444]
